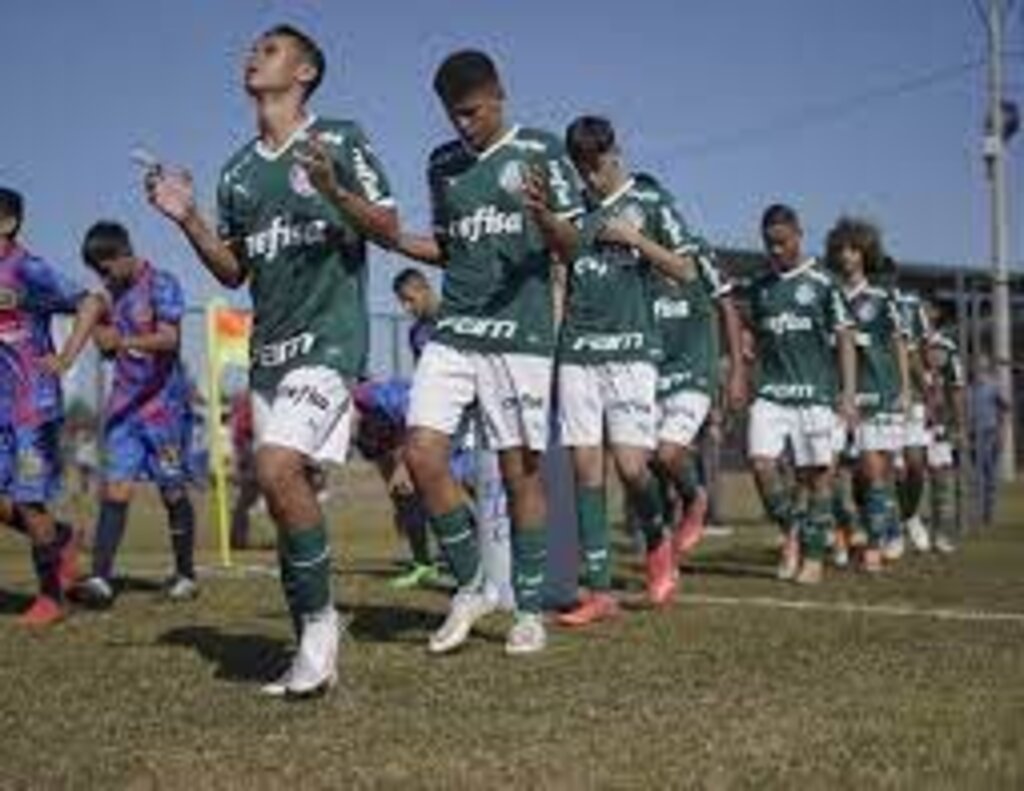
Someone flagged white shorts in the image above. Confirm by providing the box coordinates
[928,426,955,468]
[409,343,552,452]
[833,414,853,456]
[903,402,929,448]
[855,412,905,454]
[558,361,656,449]
[748,398,835,468]
[253,366,352,465]
[656,389,711,447]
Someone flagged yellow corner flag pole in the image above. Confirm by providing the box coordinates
[206,299,233,568]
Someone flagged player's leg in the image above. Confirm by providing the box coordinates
[748,400,799,578]
[791,406,837,584]
[254,366,352,697]
[897,405,928,550]
[145,417,198,597]
[853,416,897,573]
[406,344,493,653]
[927,432,957,553]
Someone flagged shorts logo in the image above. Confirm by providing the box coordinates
[280,383,330,411]
[289,163,317,198]
[501,393,545,412]
[498,161,525,194]
[795,283,817,306]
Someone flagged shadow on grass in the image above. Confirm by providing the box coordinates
[683,543,779,580]
[0,587,33,614]
[157,625,290,683]
[343,602,442,644]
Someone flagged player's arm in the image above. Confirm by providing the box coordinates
[145,169,248,289]
[50,293,109,374]
[894,333,911,413]
[718,293,748,410]
[106,322,180,355]
[598,217,691,280]
[395,232,446,267]
[831,287,857,423]
[522,168,579,263]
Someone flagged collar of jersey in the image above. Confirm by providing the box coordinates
[844,278,869,300]
[778,256,817,280]
[255,114,318,161]
[600,176,637,209]
[473,124,521,161]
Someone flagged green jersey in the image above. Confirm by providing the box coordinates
[429,125,585,356]
[844,281,903,415]
[927,331,965,427]
[747,258,851,406]
[894,288,931,400]
[216,115,394,395]
[559,175,683,365]
[653,232,730,398]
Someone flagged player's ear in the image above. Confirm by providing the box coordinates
[0,215,16,238]
[296,60,319,93]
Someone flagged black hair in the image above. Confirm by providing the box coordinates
[761,203,800,232]
[433,50,501,105]
[392,267,428,294]
[82,221,133,269]
[566,115,617,165]
[0,187,24,239]
[824,216,885,274]
[263,24,325,98]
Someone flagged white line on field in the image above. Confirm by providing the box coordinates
[681,593,1024,624]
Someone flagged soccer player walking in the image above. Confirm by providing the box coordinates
[825,218,909,573]
[146,26,398,696]
[74,221,199,606]
[745,205,857,584]
[396,50,583,655]
[0,187,106,625]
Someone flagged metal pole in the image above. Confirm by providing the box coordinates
[985,0,1016,480]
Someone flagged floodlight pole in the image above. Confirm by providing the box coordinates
[984,0,1016,480]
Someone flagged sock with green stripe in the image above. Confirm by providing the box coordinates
[831,476,855,529]
[670,454,702,510]
[860,483,890,548]
[430,504,480,588]
[802,493,833,560]
[755,471,794,535]
[512,526,547,614]
[930,470,956,538]
[280,524,332,622]
[575,486,610,591]
[629,476,666,552]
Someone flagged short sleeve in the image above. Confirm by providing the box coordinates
[541,140,585,221]
[216,169,242,242]
[827,281,853,331]
[337,124,394,208]
[152,271,186,324]
[21,256,86,315]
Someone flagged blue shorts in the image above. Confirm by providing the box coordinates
[104,415,191,488]
[0,421,63,504]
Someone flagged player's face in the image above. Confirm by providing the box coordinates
[0,214,17,243]
[245,35,311,97]
[762,223,802,269]
[445,87,503,152]
[572,152,617,198]
[837,243,864,280]
[398,282,431,320]
[92,255,135,291]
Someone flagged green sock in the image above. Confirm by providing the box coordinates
[512,526,547,614]
[629,476,665,551]
[671,455,701,509]
[576,486,610,591]
[277,542,302,636]
[897,472,924,521]
[860,484,889,548]
[802,493,832,560]
[930,471,955,538]
[755,472,794,534]
[430,505,480,587]
[831,477,855,529]
[280,524,332,620]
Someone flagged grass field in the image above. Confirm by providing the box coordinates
[0,466,1021,790]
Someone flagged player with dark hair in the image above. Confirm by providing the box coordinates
[395,50,583,655]
[825,217,909,572]
[145,26,398,696]
[0,187,106,625]
[744,204,857,584]
[392,267,440,361]
[74,221,199,605]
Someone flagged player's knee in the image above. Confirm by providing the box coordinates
[617,456,650,490]
[159,485,187,508]
[655,444,684,474]
[256,447,305,504]
[751,457,777,479]
[404,433,446,487]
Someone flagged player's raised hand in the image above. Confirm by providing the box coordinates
[145,168,196,223]
[294,134,339,196]
[39,353,72,376]
[93,325,124,355]
[521,165,552,218]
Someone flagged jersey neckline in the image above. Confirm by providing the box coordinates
[254,113,318,161]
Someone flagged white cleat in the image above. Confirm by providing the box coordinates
[262,607,340,698]
[882,535,905,562]
[165,575,200,602]
[75,575,115,607]
[428,582,498,655]
[933,534,956,555]
[504,612,547,656]
[905,516,931,553]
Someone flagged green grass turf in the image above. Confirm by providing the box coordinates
[0,467,1021,790]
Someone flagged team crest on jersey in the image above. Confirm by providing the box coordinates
[288,163,317,198]
[856,299,877,324]
[498,161,525,194]
[794,282,817,306]
[618,203,646,231]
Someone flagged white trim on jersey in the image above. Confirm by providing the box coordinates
[254,113,319,161]
[476,124,521,161]
[599,177,637,208]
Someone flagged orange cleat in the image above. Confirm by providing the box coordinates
[556,592,621,628]
[17,596,65,627]
[58,531,80,594]
[861,547,883,574]
[646,540,678,606]
[673,490,708,560]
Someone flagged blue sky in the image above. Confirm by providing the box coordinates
[3,1,1022,318]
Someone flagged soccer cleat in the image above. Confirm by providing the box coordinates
[861,547,883,574]
[262,607,340,698]
[645,540,678,606]
[389,563,441,590]
[505,612,547,656]
[848,529,869,549]
[933,534,956,555]
[17,595,65,627]
[57,529,80,594]
[74,576,115,608]
[556,591,620,628]
[882,536,905,562]
[831,529,850,569]
[776,532,801,581]
[905,515,931,552]
[673,490,708,560]
[428,582,498,655]
[794,558,824,585]
[164,575,199,602]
